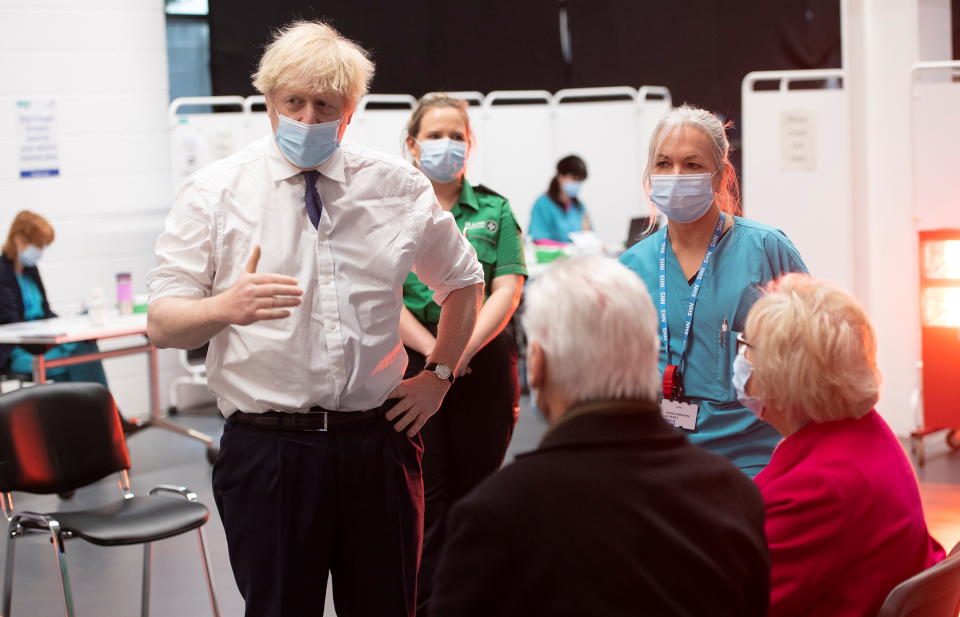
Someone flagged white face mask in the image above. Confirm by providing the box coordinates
[731,346,765,420]
[19,244,43,267]
[416,138,467,183]
[649,173,715,223]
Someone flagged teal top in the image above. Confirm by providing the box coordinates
[619,216,809,476]
[15,273,45,321]
[528,194,589,243]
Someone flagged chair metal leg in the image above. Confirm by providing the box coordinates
[141,542,152,617]
[47,521,75,617]
[2,517,19,617]
[195,529,220,617]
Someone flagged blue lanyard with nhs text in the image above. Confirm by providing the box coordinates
[658,213,725,399]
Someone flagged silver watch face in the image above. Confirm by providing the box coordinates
[434,364,453,380]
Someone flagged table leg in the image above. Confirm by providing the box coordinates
[32,354,47,384]
[140,344,217,460]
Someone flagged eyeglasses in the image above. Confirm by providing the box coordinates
[736,332,752,353]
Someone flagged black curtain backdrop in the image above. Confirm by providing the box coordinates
[210,1,959,160]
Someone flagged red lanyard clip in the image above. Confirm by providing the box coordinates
[662,364,683,401]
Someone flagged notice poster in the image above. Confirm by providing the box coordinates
[780,109,816,172]
[17,99,60,178]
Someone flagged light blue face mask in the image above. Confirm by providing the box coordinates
[649,173,715,223]
[19,244,43,267]
[732,346,765,420]
[417,138,467,183]
[274,113,341,169]
[562,180,582,199]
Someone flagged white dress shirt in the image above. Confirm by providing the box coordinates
[148,136,483,416]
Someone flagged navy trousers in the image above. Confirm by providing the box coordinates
[212,414,424,617]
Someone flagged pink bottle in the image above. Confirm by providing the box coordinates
[116,272,133,315]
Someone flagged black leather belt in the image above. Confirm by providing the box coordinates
[229,399,398,432]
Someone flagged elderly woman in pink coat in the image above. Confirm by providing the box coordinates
[736,273,944,617]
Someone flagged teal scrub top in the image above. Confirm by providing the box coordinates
[619,215,809,477]
[528,194,589,243]
[15,273,45,321]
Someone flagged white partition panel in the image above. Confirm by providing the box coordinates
[553,87,639,246]
[244,94,271,144]
[742,70,854,291]
[481,91,555,233]
[168,96,247,192]
[911,66,960,230]
[343,94,417,158]
[636,86,673,183]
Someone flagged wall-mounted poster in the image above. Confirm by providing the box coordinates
[17,99,59,178]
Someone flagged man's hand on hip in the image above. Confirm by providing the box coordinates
[386,372,452,437]
[211,245,304,326]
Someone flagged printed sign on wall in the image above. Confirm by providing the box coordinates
[17,99,60,178]
[780,109,816,172]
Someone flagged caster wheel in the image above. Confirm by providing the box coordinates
[206,447,219,465]
[57,490,76,500]
[167,405,179,416]
[946,430,960,451]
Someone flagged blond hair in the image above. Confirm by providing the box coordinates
[745,274,880,423]
[3,210,54,260]
[251,21,374,109]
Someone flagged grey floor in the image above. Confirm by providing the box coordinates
[0,397,548,617]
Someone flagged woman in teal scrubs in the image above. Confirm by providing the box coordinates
[528,155,591,243]
[619,105,807,476]
[0,210,110,388]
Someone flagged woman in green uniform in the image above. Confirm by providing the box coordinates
[401,94,527,614]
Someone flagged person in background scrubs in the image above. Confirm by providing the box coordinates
[619,105,808,476]
[0,210,139,434]
[528,155,591,243]
[400,94,527,615]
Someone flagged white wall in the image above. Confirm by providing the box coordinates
[0,0,189,419]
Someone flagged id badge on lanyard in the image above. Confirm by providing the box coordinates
[658,213,725,430]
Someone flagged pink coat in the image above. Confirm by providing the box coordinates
[755,410,945,617]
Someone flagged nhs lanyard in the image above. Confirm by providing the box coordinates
[658,213,725,373]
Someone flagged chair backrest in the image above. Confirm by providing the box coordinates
[0,382,130,494]
[179,343,208,372]
[875,548,960,617]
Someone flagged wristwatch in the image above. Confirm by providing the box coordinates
[424,362,455,385]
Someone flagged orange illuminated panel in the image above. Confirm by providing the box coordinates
[924,240,960,279]
[923,287,960,327]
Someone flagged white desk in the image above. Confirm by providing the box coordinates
[0,314,217,461]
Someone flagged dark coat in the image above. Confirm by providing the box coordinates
[431,399,770,617]
[0,255,55,368]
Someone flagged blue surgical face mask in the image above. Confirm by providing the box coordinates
[19,244,43,267]
[417,138,467,183]
[649,173,715,223]
[732,347,765,420]
[562,180,582,199]
[274,113,341,169]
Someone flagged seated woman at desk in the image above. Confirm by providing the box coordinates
[529,155,592,243]
[0,211,113,390]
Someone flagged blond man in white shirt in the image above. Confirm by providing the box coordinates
[147,21,483,617]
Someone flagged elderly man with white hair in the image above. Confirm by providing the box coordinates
[146,21,483,617]
[430,255,770,617]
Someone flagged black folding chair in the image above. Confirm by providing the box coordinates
[875,541,960,617]
[0,382,220,617]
